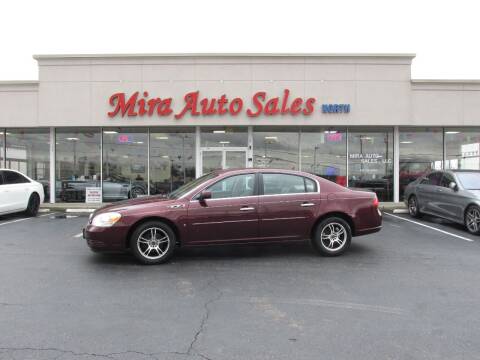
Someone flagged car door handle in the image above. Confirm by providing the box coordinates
[240,206,255,211]
[301,202,315,207]
[436,188,443,192]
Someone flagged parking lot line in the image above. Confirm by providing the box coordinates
[384,212,474,242]
[73,232,83,238]
[0,212,56,227]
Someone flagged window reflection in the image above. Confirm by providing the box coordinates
[253,127,299,170]
[348,129,393,201]
[56,129,101,202]
[5,129,50,202]
[201,127,248,147]
[445,128,480,171]
[102,128,148,201]
[300,128,347,186]
[150,129,195,196]
[399,127,443,200]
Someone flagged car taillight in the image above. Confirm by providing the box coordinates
[372,196,379,208]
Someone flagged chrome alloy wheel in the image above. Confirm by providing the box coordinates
[408,196,417,216]
[137,227,170,260]
[320,222,347,251]
[466,207,480,233]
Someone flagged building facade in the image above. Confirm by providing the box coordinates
[0,53,479,203]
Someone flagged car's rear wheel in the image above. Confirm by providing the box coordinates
[25,193,40,217]
[465,205,480,235]
[130,221,176,264]
[408,195,422,218]
[312,217,352,256]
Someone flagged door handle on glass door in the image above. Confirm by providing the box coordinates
[301,202,315,207]
[240,206,255,211]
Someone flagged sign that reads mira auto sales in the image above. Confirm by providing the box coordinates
[107,89,350,120]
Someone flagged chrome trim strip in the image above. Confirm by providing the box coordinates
[261,217,306,221]
[192,219,258,226]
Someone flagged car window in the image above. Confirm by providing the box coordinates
[3,171,29,184]
[0,172,4,185]
[305,177,317,193]
[423,172,442,186]
[263,173,313,195]
[440,173,455,188]
[206,174,255,199]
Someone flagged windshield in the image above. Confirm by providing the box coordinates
[456,172,480,190]
[167,172,218,199]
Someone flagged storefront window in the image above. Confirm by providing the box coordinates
[348,128,393,201]
[300,128,347,186]
[102,128,148,202]
[253,127,299,170]
[200,127,248,147]
[445,128,480,171]
[399,127,443,200]
[5,128,50,202]
[55,128,101,202]
[150,129,196,195]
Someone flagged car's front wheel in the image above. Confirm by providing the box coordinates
[465,205,480,235]
[312,217,352,256]
[25,193,40,217]
[408,195,422,218]
[130,221,176,264]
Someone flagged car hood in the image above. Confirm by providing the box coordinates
[93,195,177,214]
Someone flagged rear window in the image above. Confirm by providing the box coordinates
[3,171,29,184]
[262,173,317,195]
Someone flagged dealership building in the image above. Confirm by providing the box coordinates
[0,53,479,204]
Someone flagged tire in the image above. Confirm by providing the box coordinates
[25,193,40,217]
[129,187,145,199]
[465,205,480,235]
[130,221,176,264]
[408,195,422,218]
[312,217,352,257]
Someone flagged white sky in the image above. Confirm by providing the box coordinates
[1,0,479,80]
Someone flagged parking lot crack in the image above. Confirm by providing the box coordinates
[186,277,223,360]
[0,347,115,359]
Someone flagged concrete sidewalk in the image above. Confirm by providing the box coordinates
[41,201,406,213]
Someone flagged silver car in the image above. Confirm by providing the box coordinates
[404,170,480,235]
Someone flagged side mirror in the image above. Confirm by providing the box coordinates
[449,182,458,191]
[198,191,212,201]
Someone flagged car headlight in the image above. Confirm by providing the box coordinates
[91,212,122,227]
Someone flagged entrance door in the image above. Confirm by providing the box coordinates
[200,147,248,175]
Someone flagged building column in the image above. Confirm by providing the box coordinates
[195,126,201,178]
[49,127,55,203]
[247,126,253,168]
[393,126,400,203]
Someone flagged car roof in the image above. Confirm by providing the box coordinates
[213,168,318,177]
[449,169,480,173]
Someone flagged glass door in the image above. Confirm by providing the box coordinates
[225,150,247,169]
[202,150,223,175]
[200,148,248,175]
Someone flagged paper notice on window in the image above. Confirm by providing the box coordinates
[85,187,102,204]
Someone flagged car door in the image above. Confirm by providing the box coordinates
[0,171,11,214]
[187,173,259,244]
[2,170,31,212]
[257,173,319,241]
[416,172,443,214]
[436,172,465,222]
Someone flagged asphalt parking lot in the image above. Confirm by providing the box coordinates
[0,211,479,360]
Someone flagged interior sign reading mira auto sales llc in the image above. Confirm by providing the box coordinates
[107,89,350,120]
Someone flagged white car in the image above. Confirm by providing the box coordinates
[0,169,45,216]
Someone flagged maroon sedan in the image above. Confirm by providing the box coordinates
[84,169,382,264]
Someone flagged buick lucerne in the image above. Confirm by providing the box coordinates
[83,169,382,264]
